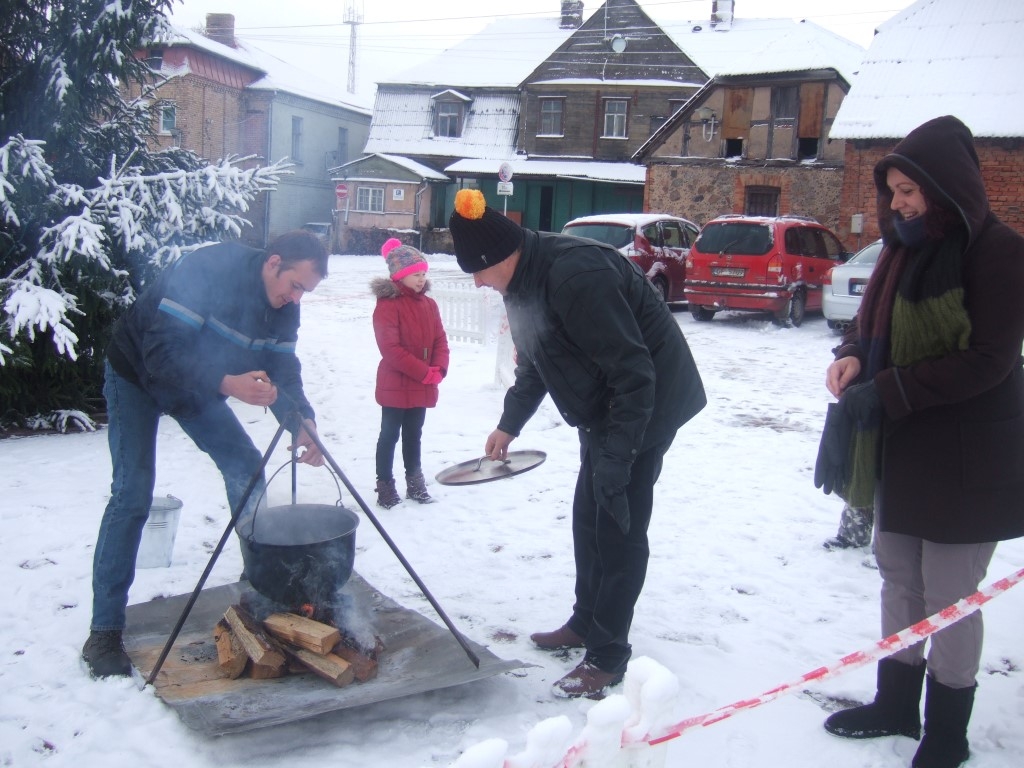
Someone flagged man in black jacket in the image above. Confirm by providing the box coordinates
[450,190,706,698]
[83,230,328,679]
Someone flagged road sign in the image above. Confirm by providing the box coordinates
[498,162,513,183]
[497,181,513,196]
[335,183,348,200]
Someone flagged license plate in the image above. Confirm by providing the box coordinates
[712,267,745,277]
[850,282,867,295]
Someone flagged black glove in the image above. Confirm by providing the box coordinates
[839,380,881,427]
[593,454,632,535]
[814,402,852,496]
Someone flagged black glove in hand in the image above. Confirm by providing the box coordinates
[814,402,852,496]
[594,454,632,534]
[840,380,881,426]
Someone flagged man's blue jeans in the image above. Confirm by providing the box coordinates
[91,361,265,631]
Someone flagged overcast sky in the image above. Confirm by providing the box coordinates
[167,0,917,100]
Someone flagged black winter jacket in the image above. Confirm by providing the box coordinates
[497,229,706,462]
[107,242,315,424]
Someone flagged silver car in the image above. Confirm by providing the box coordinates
[822,239,883,331]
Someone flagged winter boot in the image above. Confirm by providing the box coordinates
[824,658,925,739]
[405,470,434,504]
[911,678,976,768]
[82,630,133,678]
[375,478,401,509]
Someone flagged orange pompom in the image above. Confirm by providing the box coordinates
[454,189,486,221]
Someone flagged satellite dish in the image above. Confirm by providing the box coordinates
[610,34,627,53]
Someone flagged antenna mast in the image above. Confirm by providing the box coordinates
[344,0,363,94]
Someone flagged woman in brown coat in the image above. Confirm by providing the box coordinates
[818,115,1024,768]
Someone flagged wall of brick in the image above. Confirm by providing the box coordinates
[841,139,1024,245]
[644,161,845,235]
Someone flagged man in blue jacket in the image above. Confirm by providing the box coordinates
[449,190,706,699]
[83,230,328,678]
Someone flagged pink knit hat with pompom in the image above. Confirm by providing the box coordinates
[381,238,428,281]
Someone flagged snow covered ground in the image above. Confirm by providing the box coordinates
[3,253,1023,768]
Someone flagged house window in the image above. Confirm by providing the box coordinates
[745,186,780,217]
[160,104,176,134]
[725,138,744,157]
[798,137,819,160]
[146,48,164,71]
[356,186,384,213]
[435,102,464,138]
[602,99,628,138]
[539,98,564,136]
[772,86,798,119]
[336,127,348,165]
[291,116,304,162]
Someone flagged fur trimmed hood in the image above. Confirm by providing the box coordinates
[370,276,432,299]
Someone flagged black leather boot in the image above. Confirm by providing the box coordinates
[82,630,133,678]
[824,658,925,739]
[912,677,975,768]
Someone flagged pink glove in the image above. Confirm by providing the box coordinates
[421,366,443,385]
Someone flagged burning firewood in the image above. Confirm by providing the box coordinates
[223,604,287,671]
[213,618,248,679]
[262,612,341,655]
[333,633,384,682]
[281,645,355,687]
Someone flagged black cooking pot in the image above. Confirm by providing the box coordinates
[236,502,359,607]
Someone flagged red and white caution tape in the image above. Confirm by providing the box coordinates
[630,565,1024,748]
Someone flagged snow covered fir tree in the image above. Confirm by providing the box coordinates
[0,0,286,432]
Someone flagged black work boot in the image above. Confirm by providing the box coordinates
[375,478,401,509]
[82,630,133,678]
[824,658,925,739]
[912,678,976,768]
[405,470,434,504]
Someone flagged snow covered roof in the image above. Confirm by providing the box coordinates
[380,17,578,88]
[445,158,646,184]
[645,13,865,83]
[331,153,449,181]
[830,0,1024,139]
[167,27,371,114]
[364,90,521,161]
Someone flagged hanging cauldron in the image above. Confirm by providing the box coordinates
[236,501,360,607]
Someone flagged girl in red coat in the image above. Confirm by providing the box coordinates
[370,239,450,508]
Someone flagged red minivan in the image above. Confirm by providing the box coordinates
[684,215,850,326]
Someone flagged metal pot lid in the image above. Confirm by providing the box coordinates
[435,450,547,486]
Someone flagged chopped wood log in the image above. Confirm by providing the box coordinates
[223,604,286,670]
[282,645,354,687]
[263,612,341,655]
[332,634,384,682]
[213,618,248,679]
[249,659,287,679]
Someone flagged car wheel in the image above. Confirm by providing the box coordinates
[651,276,669,303]
[774,290,806,327]
[690,306,716,322]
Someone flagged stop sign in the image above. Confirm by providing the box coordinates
[335,183,348,200]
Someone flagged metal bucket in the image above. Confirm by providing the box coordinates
[138,495,183,569]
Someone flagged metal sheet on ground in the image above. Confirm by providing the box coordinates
[124,572,527,735]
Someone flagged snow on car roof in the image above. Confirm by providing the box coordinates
[564,213,696,228]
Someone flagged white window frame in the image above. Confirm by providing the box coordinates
[291,116,304,162]
[159,104,176,135]
[356,186,384,213]
[538,98,564,137]
[435,102,463,138]
[602,99,629,138]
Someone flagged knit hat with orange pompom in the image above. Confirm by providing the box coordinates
[381,237,428,281]
[448,189,524,273]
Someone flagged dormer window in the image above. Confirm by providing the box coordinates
[431,89,471,138]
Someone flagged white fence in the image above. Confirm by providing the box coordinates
[433,278,498,345]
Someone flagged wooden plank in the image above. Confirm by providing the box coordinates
[283,645,354,688]
[223,604,286,669]
[263,612,341,656]
[213,619,248,679]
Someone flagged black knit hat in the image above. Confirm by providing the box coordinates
[449,189,524,273]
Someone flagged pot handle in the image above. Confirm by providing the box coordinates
[474,456,511,472]
[240,460,346,541]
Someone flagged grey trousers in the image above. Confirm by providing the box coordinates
[874,529,997,689]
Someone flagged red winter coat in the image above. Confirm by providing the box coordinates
[371,277,450,408]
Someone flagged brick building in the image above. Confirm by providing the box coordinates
[830,0,1024,248]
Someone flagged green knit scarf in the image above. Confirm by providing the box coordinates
[842,237,971,508]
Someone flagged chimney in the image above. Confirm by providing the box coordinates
[711,0,734,30]
[205,13,236,47]
[560,0,584,29]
